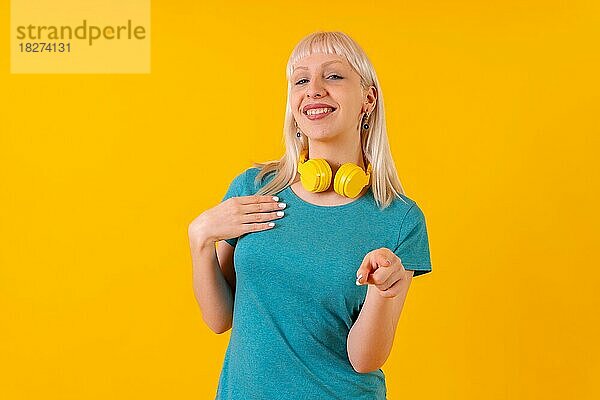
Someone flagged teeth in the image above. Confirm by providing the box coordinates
[306,107,334,115]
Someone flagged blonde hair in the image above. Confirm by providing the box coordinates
[250,30,408,210]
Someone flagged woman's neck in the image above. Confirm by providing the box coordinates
[306,141,366,175]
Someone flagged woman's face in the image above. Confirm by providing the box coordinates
[291,53,368,142]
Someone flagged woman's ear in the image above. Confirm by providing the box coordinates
[365,86,377,112]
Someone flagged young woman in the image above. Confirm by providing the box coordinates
[188,31,433,400]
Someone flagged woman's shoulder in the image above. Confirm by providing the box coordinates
[380,190,423,217]
[391,192,429,224]
[394,192,417,207]
[235,166,277,194]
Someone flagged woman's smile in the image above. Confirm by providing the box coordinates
[305,107,336,120]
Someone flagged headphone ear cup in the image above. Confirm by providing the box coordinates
[334,163,369,198]
[300,158,332,192]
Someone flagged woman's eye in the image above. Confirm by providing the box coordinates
[294,75,343,85]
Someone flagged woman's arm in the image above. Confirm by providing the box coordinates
[189,234,236,334]
[346,270,414,373]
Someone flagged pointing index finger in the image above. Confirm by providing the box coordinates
[356,256,374,285]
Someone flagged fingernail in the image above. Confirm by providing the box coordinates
[278,203,287,209]
[276,211,284,217]
[272,196,279,201]
[355,274,363,285]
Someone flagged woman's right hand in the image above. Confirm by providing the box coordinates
[188,195,286,248]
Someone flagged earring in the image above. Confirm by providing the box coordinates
[362,112,371,130]
[295,120,301,138]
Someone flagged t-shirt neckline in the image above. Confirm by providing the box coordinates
[284,184,371,210]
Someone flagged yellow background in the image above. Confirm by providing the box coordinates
[1,1,599,399]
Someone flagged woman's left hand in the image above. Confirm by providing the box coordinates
[355,248,408,298]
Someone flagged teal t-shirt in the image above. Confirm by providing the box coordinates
[216,167,432,400]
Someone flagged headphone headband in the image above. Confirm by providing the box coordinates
[299,148,372,174]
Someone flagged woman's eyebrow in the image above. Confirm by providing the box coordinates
[293,60,346,72]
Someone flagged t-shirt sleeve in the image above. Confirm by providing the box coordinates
[219,170,248,248]
[392,202,433,277]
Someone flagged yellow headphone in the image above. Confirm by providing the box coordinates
[297,148,372,199]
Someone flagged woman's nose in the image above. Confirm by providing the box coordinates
[306,78,326,98]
